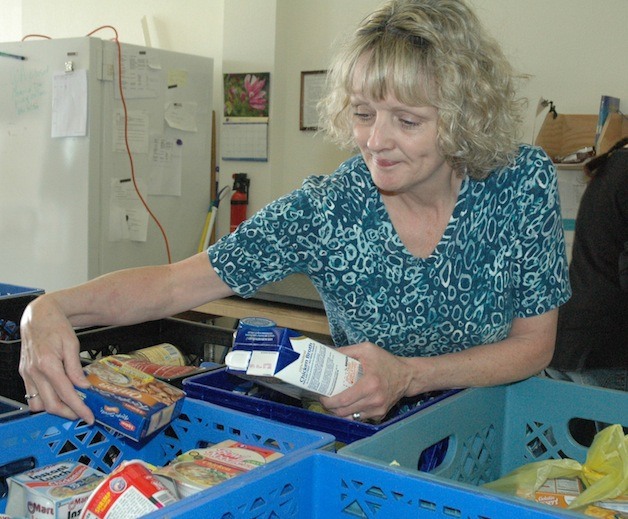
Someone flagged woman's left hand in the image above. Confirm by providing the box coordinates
[319,341,414,422]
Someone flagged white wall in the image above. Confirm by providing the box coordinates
[2,0,627,241]
[0,0,21,41]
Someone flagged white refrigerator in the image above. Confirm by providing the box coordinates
[0,37,213,292]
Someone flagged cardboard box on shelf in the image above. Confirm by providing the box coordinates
[535,113,597,166]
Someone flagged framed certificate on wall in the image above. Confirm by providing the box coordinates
[300,70,326,131]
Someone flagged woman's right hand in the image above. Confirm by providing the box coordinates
[19,294,94,423]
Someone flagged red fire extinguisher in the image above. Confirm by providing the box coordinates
[230,173,250,232]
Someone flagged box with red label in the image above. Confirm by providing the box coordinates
[76,356,185,441]
[81,460,178,519]
[528,477,583,508]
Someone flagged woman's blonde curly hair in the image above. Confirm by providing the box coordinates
[318,0,527,180]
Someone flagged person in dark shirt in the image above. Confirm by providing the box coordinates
[550,137,628,392]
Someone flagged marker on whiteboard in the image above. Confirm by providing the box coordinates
[0,51,27,61]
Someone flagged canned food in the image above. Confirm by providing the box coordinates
[80,461,177,519]
[127,343,186,366]
[109,355,198,379]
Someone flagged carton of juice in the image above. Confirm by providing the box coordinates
[225,317,362,399]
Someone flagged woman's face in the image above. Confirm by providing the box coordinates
[350,66,453,196]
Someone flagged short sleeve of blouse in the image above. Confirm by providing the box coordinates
[509,146,571,316]
[207,178,327,297]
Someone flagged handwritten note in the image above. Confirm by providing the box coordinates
[11,66,49,116]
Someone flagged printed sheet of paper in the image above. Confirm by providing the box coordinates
[148,136,183,196]
[108,178,149,242]
[51,70,87,138]
[112,109,149,154]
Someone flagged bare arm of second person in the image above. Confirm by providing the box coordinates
[19,252,234,423]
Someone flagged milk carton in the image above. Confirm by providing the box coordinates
[225,317,362,399]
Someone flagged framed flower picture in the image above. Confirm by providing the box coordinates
[224,73,270,118]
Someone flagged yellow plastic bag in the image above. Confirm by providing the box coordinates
[484,424,628,510]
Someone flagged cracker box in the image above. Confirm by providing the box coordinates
[225,317,362,399]
[5,461,104,519]
[76,356,185,441]
[530,477,584,508]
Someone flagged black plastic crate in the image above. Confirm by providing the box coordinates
[77,317,234,387]
[0,395,29,422]
[0,285,44,403]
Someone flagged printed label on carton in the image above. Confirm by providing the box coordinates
[154,440,283,498]
[530,477,583,508]
[80,460,177,519]
[225,318,362,399]
[5,461,104,519]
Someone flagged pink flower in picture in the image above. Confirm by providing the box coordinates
[244,74,267,111]
[224,73,270,117]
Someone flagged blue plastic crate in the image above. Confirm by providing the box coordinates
[340,376,628,491]
[183,367,458,445]
[154,450,578,518]
[0,397,334,516]
[0,283,44,300]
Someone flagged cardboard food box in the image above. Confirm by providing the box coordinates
[5,461,104,519]
[155,439,283,498]
[529,477,584,508]
[225,317,362,400]
[76,356,185,441]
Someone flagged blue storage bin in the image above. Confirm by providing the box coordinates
[0,283,44,300]
[340,376,628,491]
[183,368,458,446]
[0,397,334,516]
[155,450,577,518]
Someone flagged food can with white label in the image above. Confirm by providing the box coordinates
[127,343,186,366]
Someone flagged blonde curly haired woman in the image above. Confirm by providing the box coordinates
[21,0,570,424]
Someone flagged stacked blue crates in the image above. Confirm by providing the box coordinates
[0,398,334,517]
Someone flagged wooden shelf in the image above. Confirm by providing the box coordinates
[535,113,597,162]
[536,112,627,163]
[193,297,330,336]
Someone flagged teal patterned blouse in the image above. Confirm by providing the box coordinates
[209,145,571,357]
